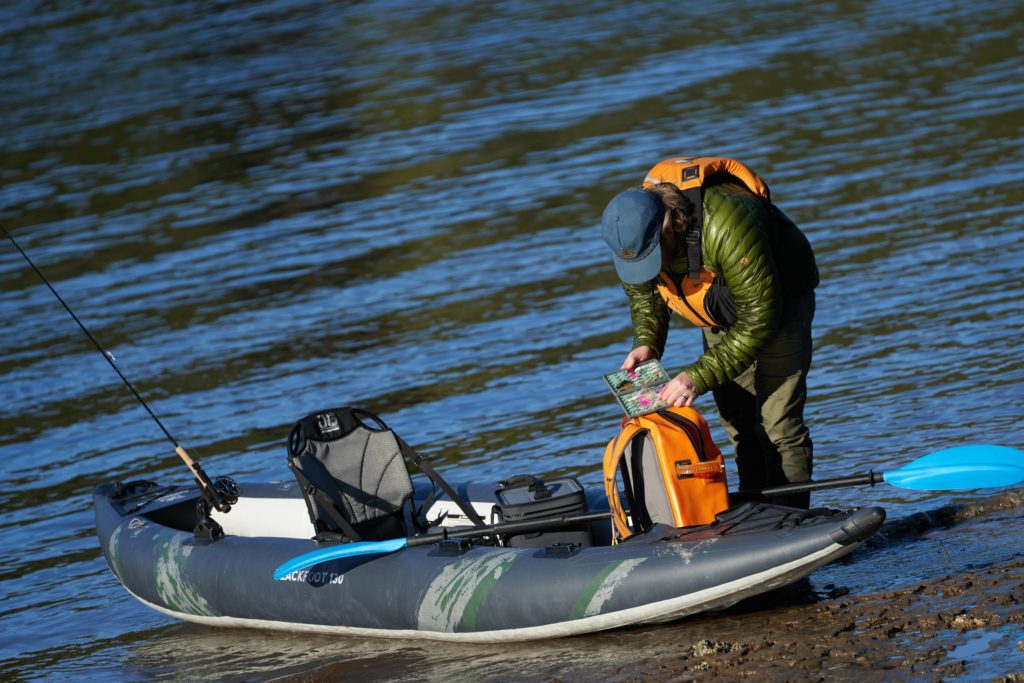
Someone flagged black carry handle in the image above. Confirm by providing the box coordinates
[497,474,552,500]
[352,407,389,431]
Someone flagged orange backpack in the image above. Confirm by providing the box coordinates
[603,407,729,540]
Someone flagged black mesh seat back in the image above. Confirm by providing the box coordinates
[288,407,414,541]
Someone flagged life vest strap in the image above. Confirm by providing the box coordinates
[682,186,702,280]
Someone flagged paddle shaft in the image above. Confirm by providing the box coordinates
[407,509,613,547]
[1,221,232,512]
[752,471,884,497]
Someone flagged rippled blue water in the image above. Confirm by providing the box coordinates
[1,0,1022,679]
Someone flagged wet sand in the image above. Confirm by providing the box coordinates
[287,491,1024,682]
[609,556,1024,681]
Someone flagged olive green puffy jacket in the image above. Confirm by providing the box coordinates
[622,182,818,393]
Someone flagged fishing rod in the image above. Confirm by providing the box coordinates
[1,221,236,513]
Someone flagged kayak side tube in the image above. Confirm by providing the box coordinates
[94,482,885,643]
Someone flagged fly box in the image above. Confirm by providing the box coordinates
[495,475,592,548]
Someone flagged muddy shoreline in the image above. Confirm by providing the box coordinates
[606,555,1024,682]
[285,491,1024,682]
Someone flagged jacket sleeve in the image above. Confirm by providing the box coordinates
[683,187,782,393]
[622,281,671,357]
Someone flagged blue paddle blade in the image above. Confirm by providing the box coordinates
[274,537,408,580]
[883,445,1024,491]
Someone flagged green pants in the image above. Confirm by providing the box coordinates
[703,292,815,508]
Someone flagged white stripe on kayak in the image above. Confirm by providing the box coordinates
[125,540,857,643]
[582,557,646,618]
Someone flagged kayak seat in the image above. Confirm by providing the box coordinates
[287,407,416,543]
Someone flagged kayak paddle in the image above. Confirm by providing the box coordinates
[755,444,1024,496]
[275,443,1022,578]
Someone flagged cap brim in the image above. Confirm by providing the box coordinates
[612,241,662,284]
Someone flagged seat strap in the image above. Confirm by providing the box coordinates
[288,457,363,542]
[396,435,487,528]
[411,483,441,532]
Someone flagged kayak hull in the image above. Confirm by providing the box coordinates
[94,481,884,642]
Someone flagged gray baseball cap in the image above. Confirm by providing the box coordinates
[601,189,664,284]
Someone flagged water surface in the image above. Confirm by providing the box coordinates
[1,0,1022,679]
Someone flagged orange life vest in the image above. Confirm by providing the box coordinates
[603,407,729,540]
[642,156,771,329]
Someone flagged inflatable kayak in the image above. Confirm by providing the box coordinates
[94,478,885,642]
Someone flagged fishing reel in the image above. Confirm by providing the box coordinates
[193,476,240,541]
[211,475,240,508]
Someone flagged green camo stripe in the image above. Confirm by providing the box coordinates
[569,561,623,620]
[460,556,516,631]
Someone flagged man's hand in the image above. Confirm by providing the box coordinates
[621,345,657,370]
[658,371,699,408]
